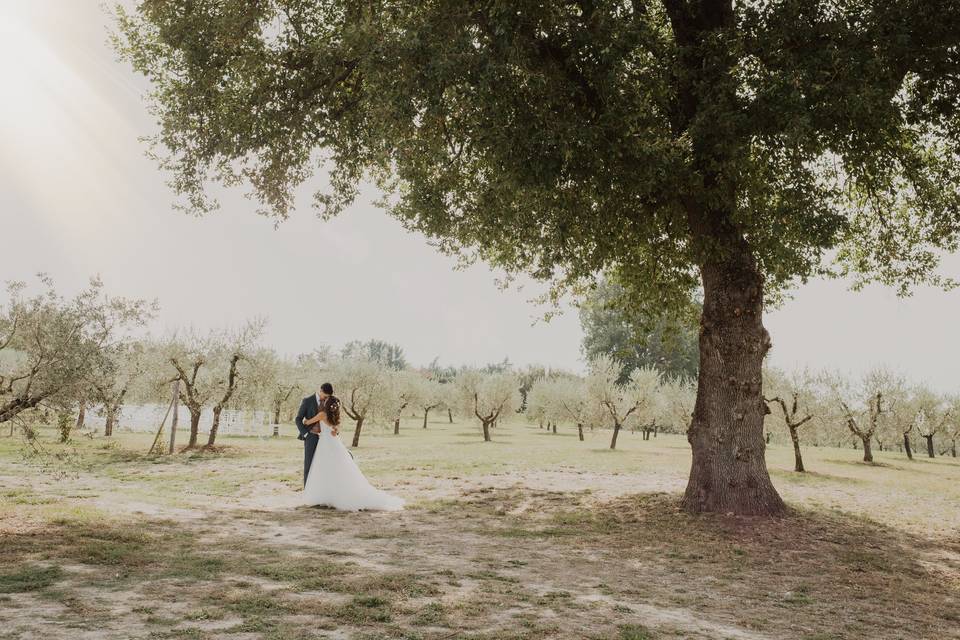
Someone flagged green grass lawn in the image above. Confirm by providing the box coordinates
[1,417,958,640]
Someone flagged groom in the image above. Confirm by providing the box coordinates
[295,382,338,486]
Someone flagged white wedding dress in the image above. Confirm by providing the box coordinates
[302,422,404,511]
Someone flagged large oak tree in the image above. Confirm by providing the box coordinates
[116,0,960,514]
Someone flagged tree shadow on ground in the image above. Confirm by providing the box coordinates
[2,488,959,640]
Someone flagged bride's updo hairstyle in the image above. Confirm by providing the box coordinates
[324,394,341,427]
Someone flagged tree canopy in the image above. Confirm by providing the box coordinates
[115,0,960,300]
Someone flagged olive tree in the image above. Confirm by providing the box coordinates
[525,378,552,432]
[657,376,696,435]
[115,1,960,514]
[383,369,422,435]
[764,368,819,473]
[913,389,953,459]
[329,357,388,447]
[527,377,564,434]
[885,384,922,460]
[0,276,151,430]
[543,376,592,442]
[586,355,660,450]
[455,370,520,442]
[247,349,302,436]
[827,368,901,463]
[166,320,264,448]
[90,341,149,437]
[415,376,446,429]
[942,402,960,458]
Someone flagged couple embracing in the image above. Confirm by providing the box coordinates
[295,383,404,511]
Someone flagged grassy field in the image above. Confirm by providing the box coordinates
[1,416,959,640]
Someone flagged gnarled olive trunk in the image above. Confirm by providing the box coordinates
[861,436,874,463]
[207,406,223,447]
[903,433,913,460]
[924,434,935,458]
[187,410,201,448]
[682,238,785,515]
[422,408,430,429]
[394,418,400,435]
[481,420,492,442]
[788,424,804,473]
[448,408,453,423]
[609,423,621,450]
[351,417,364,447]
[578,424,584,442]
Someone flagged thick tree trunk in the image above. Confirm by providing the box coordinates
[788,424,804,473]
[207,407,222,447]
[861,436,874,463]
[273,405,282,427]
[682,249,784,515]
[903,433,913,460]
[924,434,935,458]
[188,410,201,448]
[578,424,584,441]
[394,418,400,435]
[551,422,557,434]
[951,441,957,458]
[423,408,430,429]
[351,417,364,447]
[448,408,453,423]
[610,423,621,450]
[482,420,491,442]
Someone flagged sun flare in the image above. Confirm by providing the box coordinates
[0,3,142,233]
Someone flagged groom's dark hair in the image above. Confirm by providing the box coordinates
[320,382,334,395]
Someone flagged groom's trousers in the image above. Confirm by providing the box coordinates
[303,433,319,486]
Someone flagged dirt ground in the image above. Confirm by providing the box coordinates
[2,420,959,640]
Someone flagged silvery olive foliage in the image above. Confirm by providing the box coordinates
[455,370,522,442]
[0,276,153,428]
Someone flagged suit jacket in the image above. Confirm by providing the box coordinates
[295,394,323,441]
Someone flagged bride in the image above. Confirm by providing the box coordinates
[300,393,404,511]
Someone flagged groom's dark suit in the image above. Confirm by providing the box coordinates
[295,394,324,485]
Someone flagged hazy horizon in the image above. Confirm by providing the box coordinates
[2,1,959,388]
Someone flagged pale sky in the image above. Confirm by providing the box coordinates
[2,1,959,388]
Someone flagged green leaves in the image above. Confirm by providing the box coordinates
[115,0,960,307]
